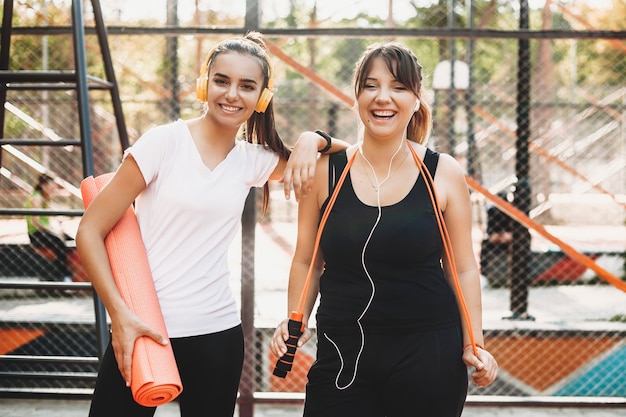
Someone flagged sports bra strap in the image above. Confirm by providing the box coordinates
[327,150,348,196]
[423,147,440,181]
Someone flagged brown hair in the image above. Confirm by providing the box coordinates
[353,42,432,145]
[204,32,291,214]
[35,173,54,193]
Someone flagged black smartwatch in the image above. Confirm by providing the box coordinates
[314,129,332,153]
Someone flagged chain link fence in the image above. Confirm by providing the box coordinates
[1,0,625,404]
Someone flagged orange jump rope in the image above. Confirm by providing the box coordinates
[273,143,478,378]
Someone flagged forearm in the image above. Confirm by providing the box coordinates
[308,129,350,154]
[287,260,320,326]
[326,137,351,153]
[456,269,485,347]
[76,228,129,321]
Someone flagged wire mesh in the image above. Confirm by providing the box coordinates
[0,0,624,402]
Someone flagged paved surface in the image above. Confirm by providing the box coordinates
[1,397,626,416]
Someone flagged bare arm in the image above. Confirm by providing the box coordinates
[271,131,350,202]
[269,154,329,357]
[436,153,498,387]
[75,156,167,386]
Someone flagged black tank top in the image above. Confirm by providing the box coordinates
[317,148,461,332]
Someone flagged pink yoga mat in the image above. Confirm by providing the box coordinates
[80,173,183,407]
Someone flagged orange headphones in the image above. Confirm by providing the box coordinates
[195,46,275,113]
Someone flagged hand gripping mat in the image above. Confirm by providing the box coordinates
[80,173,183,407]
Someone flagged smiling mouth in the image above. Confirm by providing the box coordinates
[220,104,243,113]
[371,110,396,119]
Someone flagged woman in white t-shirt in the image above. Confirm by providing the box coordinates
[77,31,347,417]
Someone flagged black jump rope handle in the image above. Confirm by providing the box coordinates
[272,318,304,378]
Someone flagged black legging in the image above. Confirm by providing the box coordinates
[29,230,70,280]
[88,325,244,417]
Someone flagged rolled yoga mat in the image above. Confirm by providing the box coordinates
[80,173,183,407]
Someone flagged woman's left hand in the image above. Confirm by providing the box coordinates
[282,131,322,201]
[463,345,499,388]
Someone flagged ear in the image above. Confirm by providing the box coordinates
[414,99,421,112]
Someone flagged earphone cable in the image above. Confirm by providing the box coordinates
[325,139,404,390]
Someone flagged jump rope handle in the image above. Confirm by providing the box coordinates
[272,311,304,378]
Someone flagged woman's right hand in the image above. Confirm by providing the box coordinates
[110,309,168,387]
[462,345,499,388]
[269,318,311,359]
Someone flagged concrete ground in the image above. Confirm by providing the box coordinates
[1,396,625,417]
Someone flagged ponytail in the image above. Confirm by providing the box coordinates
[407,97,432,145]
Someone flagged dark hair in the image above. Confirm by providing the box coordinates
[35,173,54,193]
[353,42,432,144]
[204,32,291,214]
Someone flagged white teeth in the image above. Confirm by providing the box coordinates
[221,105,240,112]
[372,110,395,117]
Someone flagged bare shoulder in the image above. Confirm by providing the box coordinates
[430,152,469,211]
[436,152,465,180]
[311,144,355,207]
[406,141,427,160]
[405,143,463,179]
[312,153,330,202]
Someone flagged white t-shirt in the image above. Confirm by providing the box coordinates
[123,119,279,338]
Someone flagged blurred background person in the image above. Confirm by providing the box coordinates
[25,173,72,282]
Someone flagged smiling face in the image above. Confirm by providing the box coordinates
[356,56,419,142]
[205,51,265,128]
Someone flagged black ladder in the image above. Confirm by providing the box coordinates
[0,0,125,361]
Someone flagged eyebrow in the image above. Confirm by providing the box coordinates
[213,72,259,85]
[366,75,401,83]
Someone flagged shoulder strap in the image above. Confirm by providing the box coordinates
[423,148,439,179]
[327,150,348,196]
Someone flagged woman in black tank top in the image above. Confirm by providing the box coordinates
[271,41,498,417]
